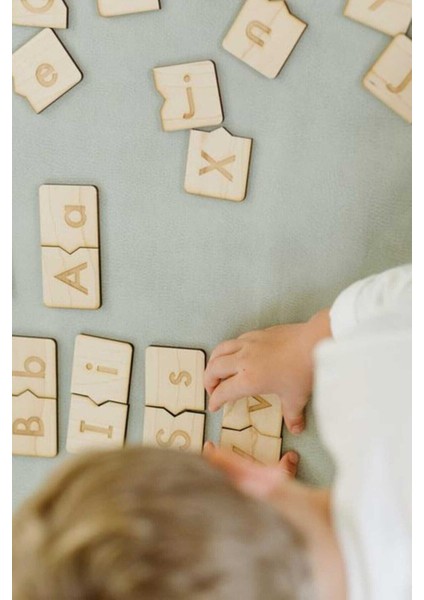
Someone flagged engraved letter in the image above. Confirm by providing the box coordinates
[55,262,88,294]
[36,64,58,88]
[64,205,87,228]
[169,370,192,387]
[249,395,272,413]
[246,21,272,47]
[85,363,118,376]
[232,445,262,463]
[386,70,412,94]
[369,0,388,10]
[21,0,55,13]
[13,417,44,437]
[80,421,113,438]
[183,74,195,120]
[13,356,46,379]
[199,151,236,182]
[156,429,191,450]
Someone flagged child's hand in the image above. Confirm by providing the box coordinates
[205,309,331,434]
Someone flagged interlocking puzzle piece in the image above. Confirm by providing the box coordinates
[223,394,283,438]
[184,127,253,202]
[344,0,411,37]
[363,34,412,124]
[40,185,99,254]
[222,0,307,79]
[145,346,205,414]
[13,390,57,457]
[12,336,56,398]
[12,28,82,114]
[12,0,68,29]
[71,334,133,404]
[220,427,282,464]
[41,247,101,309]
[153,61,223,132]
[66,394,128,454]
[97,0,160,16]
[143,407,205,453]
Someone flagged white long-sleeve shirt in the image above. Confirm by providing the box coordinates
[314,265,411,600]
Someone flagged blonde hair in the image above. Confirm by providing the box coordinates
[13,447,312,600]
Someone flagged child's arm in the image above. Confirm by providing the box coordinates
[205,308,331,434]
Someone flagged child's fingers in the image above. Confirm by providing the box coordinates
[282,400,306,435]
[208,339,242,363]
[278,451,299,478]
[204,355,240,395]
[208,375,245,412]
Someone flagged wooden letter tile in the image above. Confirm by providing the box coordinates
[153,61,223,132]
[12,28,82,114]
[184,127,252,202]
[363,34,412,124]
[145,346,205,414]
[143,407,205,454]
[220,427,282,465]
[97,0,160,16]
[66,394,128,454]
[222,0,307,79]
[40,185,101,309]
[223,394,283,438]
[344,0,411,37]
[12,0,68,29]
[71,334,133,405]
[12,336,57,457]
[12,336,56,398]
[13,391,57,457]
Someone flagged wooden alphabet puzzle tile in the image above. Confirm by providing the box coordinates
[222,0,307,79]
[153,61,223,132]
[363,34,412,123]
[12,29,82,114]
[71,334,133,405]
[97,0,160,16]
[344,0,411,37]
[184,128,253,202]
[66,334,133,454]
[143,407,205,453]
[223,394,283,438]
[39,185,101,309]
[66,395,128,453]
[145,346,205,414]
[220,427,282,464]
[12,0,68,29]
[12,336,57,457]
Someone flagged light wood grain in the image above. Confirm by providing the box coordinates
[220,427,282,464]
[97,0,160,16]
[184,127,252,202]
[13,390,57,457]
[145,346,205,414]
[71,334,133,405]
[12,336,56,398]
[344,0,411,36]
[363,34,412,124]
[41,247,101,309]
[143,407,205,454]
[222,0,307,80]
[12,0,68,29]
[12,28,82,114]
[66,394,128,454]
[223,394,283,437]
[40,185,99,253]
[153,60,223,132]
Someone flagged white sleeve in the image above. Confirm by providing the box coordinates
[330,264,411,340]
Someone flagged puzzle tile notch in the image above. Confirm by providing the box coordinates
[220,427,282,465]
[223,394,283,438]
[363,34,412,123]
[184,127,253,202]
[143,407,205,454]
[39,185,101,309]
[153,60,223,132]
[12,0,68,29]
[222,0,307,79]
[12,28,82,114]
[12,336,57,457]
[344,0,412,37]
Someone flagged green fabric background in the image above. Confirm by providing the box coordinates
[12,0,411,509]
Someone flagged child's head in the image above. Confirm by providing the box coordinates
[13,446,311,600]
